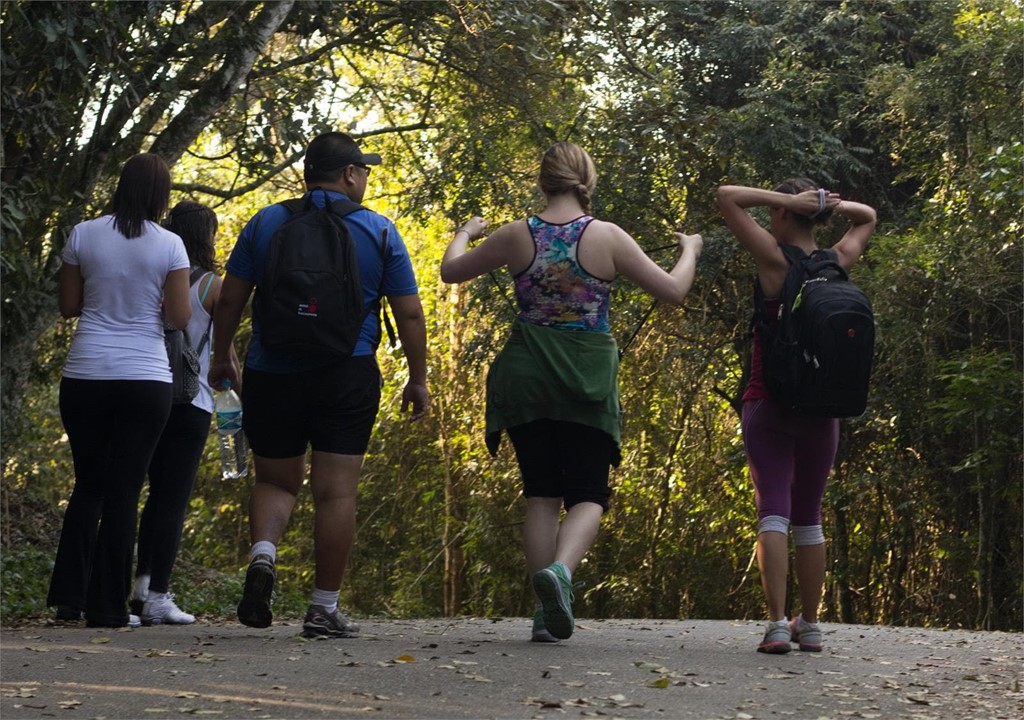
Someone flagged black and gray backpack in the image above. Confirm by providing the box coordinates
[753,244,874,417]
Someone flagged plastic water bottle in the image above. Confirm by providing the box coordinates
[214,384,248,480]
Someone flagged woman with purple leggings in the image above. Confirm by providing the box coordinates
[717,179,876,653]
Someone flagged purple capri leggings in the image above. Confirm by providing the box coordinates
[741,398,840,526]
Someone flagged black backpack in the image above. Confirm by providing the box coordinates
[257,190,394,357]
[165,267,213,404]
[753,245,874,418]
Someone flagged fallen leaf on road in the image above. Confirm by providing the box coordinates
[905,694,933,705]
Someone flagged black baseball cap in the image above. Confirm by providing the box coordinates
[303,132,382,172]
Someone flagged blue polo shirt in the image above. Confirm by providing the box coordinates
[226,189,418,372]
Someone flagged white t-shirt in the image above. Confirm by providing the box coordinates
[62,216,190,382]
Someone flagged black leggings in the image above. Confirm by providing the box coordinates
[136,402,211,594]
[47,378,171,626]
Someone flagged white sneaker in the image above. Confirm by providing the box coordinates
[128,614,142,629]
[142,593,195,625]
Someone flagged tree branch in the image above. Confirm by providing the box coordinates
[172,121,430,199]
[150,1,296,165]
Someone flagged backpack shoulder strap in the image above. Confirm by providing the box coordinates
[278,198,307,215]
[374,226,397,349]
[778,243,808,267]
[752,245,804,321]
[805,247,850,280]
[327,198,363,218]
[751,244,809,337]
[279,192,363,218]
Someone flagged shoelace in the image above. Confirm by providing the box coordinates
[565,579,585,602]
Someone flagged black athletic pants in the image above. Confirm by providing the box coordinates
[136,402,211,594]
[47,378,171,626]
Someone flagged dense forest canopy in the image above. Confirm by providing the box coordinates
[1,0,1020,631]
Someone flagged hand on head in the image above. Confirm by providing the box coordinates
[793,189,840,218]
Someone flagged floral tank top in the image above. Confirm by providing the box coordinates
[513,215,612,332]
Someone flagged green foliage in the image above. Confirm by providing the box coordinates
[0,548,54,619]
[2,0,1020,631]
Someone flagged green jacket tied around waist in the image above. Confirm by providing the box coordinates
[485,320,622,466]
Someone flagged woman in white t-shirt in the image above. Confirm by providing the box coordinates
[46,153,191,628]
[131,201,230,626]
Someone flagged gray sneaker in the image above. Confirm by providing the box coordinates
[757,619,792,653]
[789,615,823,652]
[302,604,360,638]
[237,554,275,629]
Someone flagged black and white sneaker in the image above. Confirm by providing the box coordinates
[301,604,360,638]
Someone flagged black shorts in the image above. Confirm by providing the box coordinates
[241,357,382,458]
[506,419,613,512]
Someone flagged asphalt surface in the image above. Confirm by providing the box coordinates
[1,617,1021,719]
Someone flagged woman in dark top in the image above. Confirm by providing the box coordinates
[717,179,876,653]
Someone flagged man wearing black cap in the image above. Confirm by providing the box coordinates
[210,131,429,638]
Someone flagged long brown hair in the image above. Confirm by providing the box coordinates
[110,153,171,239]
[163,201,217,271]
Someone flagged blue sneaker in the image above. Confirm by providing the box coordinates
[533,562,575,640]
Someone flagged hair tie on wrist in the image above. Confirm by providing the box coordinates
[811,188,828,219]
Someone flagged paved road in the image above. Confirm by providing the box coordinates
[2,617,1021,719]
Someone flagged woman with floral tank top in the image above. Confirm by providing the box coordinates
[442,142,703,643]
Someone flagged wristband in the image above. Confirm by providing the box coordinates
[810,188,828,219]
